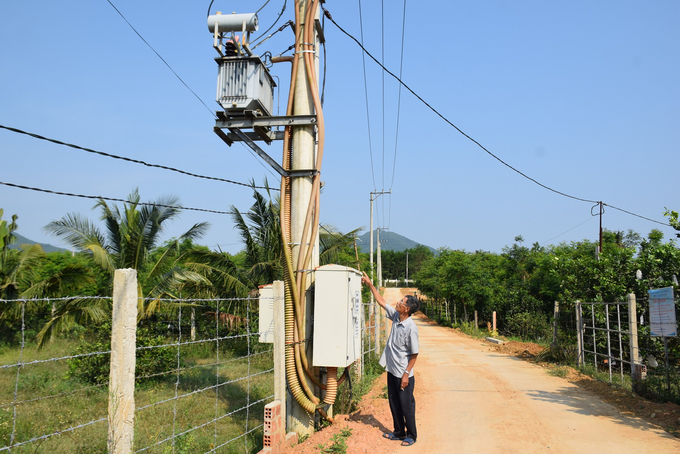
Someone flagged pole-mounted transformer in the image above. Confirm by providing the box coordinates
[207,11,319,178]
[207,12,275,117]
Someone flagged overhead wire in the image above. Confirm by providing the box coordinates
[389,0,407,192]
[0,181,235,216]
[105,0,215,119]
[357,0,377,190]
[107,1,280,184]
[0,124,278,191]
[252,0,288,45]
[380,0,386,230]
[540,217,594,246]
[322,7,597,205]
[321,7,671,229]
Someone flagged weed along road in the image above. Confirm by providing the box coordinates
[379,289,680,454]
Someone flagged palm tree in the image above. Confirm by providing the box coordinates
[0,210,96,345]
[44,188,209,319]
[183,181,361,298]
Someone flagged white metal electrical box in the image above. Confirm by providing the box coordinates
[312,265,362,367]
[215,56,275,117]
[258,284,274,343]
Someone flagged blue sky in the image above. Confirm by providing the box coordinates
[1,0,679,255]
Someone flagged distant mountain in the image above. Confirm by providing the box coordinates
[9,233,67,253]
[357,231,436,254]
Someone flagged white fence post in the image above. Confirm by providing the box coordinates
[273,280,286,404]
[551,301,560,347]
[108,269,138,454]
[575,301,583,366]
[628,293,642,380]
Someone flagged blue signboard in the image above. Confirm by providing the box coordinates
[649,287,677,337]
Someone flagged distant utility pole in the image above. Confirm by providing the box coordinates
[377,227,388,288]
[369,190,390,351]
[406,251,409,283]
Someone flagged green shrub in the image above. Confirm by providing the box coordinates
[68,328,181,385]
[505,311,551,342]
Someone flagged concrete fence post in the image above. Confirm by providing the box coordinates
[474,311,478,330]
[108,269,138,454]
[273,281,286,404]
[628,293,643,380]
[575,301,583,366]
[492,311,496,332]
[552,301,560,347]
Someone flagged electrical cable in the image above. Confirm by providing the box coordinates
[0,181,235,216]
[389,0,407,191]
[252,0,288,45]
[381,0,385,193]
[540,217,594,246]
[0,124,278,191]
[357,0,377,191]
[105,0,216,118]
[322,7,598,205]
[323,6,672,230]
[604,203,670,226]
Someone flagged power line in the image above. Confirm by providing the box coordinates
[604,203,669,226]
[323,7,597,205]
[540,217,594,246]
[0,181,235,216]
[357,0,377,190]
[106,0,216,118]
[0,124,278,191]
[322,7,672,229]
[389,0,407,191]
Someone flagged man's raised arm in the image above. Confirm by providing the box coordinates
[361,271,387,310]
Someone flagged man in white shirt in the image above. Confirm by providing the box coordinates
[361,272,419,447]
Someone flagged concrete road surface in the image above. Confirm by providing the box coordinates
[379,289,680,454]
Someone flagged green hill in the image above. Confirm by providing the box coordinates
[357,231,435,254]
[9,233,67,253]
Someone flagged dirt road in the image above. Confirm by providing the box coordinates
[289,288,680,453]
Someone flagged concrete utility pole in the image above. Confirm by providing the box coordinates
[369,190,389,352]
[288,0,320,436]
[406,251,409,283]
[376,228,382,288]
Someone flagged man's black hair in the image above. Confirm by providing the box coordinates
[404,295,420,316]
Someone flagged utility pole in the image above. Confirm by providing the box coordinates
[288,0,320,436]
[406,252,410,283]
[369,190,390,352]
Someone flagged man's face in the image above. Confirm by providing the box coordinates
[395,297,410,316]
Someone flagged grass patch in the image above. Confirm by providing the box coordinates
[547,366,569,378]
[0,336,274,453]
[577,364,633,391]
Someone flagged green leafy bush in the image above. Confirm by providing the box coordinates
[68,327,181,385]
[505,311,551,341]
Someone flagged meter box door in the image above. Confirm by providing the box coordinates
[312,265,362,367]
[215,56,275,116]
[258,284,274,343]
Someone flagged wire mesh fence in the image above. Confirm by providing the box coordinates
[0,294,274,453]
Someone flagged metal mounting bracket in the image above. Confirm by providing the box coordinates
[214,126,317,178]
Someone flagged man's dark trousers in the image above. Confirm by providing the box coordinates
[386,372,417,440]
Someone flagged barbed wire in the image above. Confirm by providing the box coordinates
[0,417,107,452]
[0,296,112,304]
[0,382,108,410]
[0,348,112,371]
[134,394,273,453]
[134,349,272,382]
[208,421,266,453]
